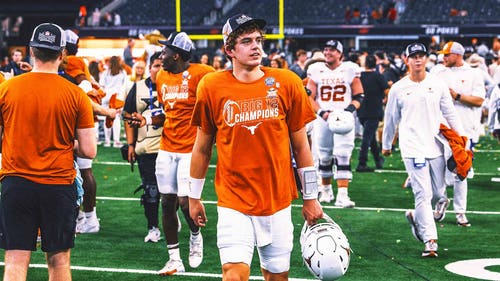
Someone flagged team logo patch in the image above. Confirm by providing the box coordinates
[38,31,56,44]
[265,77,275,86]
[267,88,277,98]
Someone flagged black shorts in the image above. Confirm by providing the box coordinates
[0,176,78,252]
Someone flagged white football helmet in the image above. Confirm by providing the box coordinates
[327,110,355,135]
[300,213,351,281]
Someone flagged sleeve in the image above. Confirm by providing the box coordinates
[191,76,216,134]
[77,89,95,129]
[123,83,137,114]
[471,69,486,99]
[286,71,316,132]
[439,82,465,136]
[382,86,399,150]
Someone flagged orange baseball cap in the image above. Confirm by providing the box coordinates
[439,41,465,55]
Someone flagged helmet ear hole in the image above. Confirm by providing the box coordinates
[327,111,355,135]
[300,214,351,281]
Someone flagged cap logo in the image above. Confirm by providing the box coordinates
[38,31,57,44]
[235,14,252,25]
[410,45,424,52]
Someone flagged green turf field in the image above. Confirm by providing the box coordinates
[1,136,499,280]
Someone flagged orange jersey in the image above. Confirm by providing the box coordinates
[156,63,214,153]
[192,67,316,216]
[0,72,94,184]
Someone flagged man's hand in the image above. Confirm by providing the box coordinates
[302,199,323,226]
[189,198,207,227]
[129,112,146,128]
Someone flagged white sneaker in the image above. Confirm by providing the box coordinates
[422,239,438,257]
[144,227,161,243]
[76,216,100,234]
[189,233,203,268]
[456,213,471,227]
[318,186,334,203]
[405,210,423,242]
[158,259,185,276]
[433,198,450,222]
[75,211,86,232]
[334,194,355,208]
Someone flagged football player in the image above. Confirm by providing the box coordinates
[306,40,364,207]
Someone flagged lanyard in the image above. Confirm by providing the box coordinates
[148,78,154,110]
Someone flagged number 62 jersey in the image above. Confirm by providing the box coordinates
[307,61,360,111]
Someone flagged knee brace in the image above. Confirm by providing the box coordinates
[318,158,334,178]
[141,184,159,205]
[333,156,352,180]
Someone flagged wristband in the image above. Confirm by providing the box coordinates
[455,94,461,101]
[317,109,328,119]
[189,177,205,199]
[128,143,135,146]
[144,114,152,125]
[297,166,318,200]
[344,104,356,113]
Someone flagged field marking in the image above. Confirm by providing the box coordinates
[97,197,500,215]
[94,161,499,177]
[0,262,315,280]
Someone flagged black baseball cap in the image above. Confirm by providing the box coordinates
[405,43,427,57]
[29,23,66,51]
[222,14,266,44]
[158,32,194,58]
[324,40,343,53]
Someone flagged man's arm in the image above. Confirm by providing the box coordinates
[75,128,97,159]
[189,127,215,227]
[290,127,323,225]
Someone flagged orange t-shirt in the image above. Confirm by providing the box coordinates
[0,72,94,184]
[0,72,5,84]
[192,67,316,216]
[156,63,214,153]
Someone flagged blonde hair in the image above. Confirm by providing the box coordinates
[130,60,146,82]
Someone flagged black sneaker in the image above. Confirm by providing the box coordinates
[356,165,374,172]
[375,157,385,169]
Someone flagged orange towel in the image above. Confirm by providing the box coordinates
[439,123,473,180]
[105,94,124,128]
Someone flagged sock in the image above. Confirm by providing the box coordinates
[337,187,348,196]
[167,244,181,261]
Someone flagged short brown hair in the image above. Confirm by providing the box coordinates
[224,22,265,61]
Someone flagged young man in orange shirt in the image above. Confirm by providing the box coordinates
[0,23,96,280]
[129,32,214,275]
[188,14,323,281]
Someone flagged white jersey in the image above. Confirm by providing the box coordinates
[382,73,464,159]
[307,62,360,111]
[488,85,500,131]
[431,64,486,142]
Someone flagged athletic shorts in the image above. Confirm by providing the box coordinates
[0,176,78,252]
[217,206,293,273]
[155,150,191,196]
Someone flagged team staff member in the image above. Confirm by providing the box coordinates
[189,14,323,281]
[382,43,465,257]
[130,32,214,275]
[431,41,485,227]
[123,52,163,243]
[306,39,364,207]
[0,23,96,280]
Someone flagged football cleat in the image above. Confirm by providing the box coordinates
[318,185,334,203]
[76,216,100,234]
[189,233,203,268]
[422,239,438,257]
[300,213,351,281]
[144,227,161,243]
[158,259,185,276]
[456,213,471,227]
[334,195,355,208]
[405,210,423,242]
[433,198,450,222]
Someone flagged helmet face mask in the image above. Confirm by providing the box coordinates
[300,214,351,280]
[327,111,355,134]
